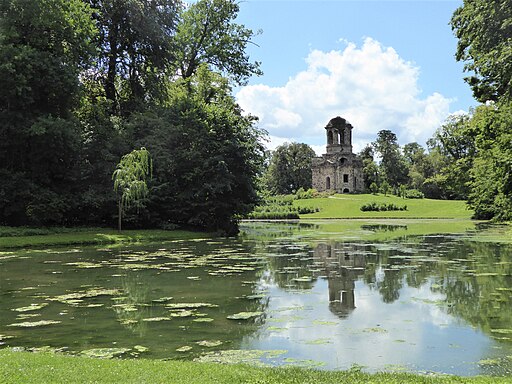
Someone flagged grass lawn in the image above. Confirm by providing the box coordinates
[0,350,508,384]
[0,227,209,249]
[295,194,473,219]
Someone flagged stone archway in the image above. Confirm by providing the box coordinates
[343,188,350,194]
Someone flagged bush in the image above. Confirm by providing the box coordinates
[360,202,407,212]
[405,189,424,199]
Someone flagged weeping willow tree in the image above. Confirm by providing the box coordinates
[113,148,152,231]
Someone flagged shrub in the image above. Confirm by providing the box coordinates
[360,202,407,212]
[405,189,424,199]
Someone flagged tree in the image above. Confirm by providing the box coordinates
[0,0,96,225]
[359,145,379,191]
[113,147,152,231]
[85,0,181,114]
[451,0,512,102]
[172,0,262,85]
[264,143,316,195]
[134,67,266,234]
[426,113,476,200]
[466,103,512,220]
[372,130,409,189]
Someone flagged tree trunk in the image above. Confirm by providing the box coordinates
[118,200,122,232]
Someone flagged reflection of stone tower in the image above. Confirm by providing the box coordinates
[313,242,366,319]
[312,117,364,193]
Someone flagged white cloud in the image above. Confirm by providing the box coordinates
[236,37,453,153]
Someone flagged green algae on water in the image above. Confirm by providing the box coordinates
[227,311,263,320]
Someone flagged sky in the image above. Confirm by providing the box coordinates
[232,0,476,155]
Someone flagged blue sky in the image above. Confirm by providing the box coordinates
[232,0,476,153]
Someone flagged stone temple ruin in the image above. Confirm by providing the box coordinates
[312,116,364,193]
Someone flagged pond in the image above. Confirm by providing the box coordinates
[0,220,511,376]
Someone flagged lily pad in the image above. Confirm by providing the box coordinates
[176,346,193,352]
[166,303,218,310]
[227,311,263,320]
[142,317,172,322]
[194,349,286,366]
[8,320,61,328]
[80,347,131,359]
[193,318,214,323]
[169,310,195,318]
[133,345,149,353]
[12,303,48,312]
[152,297,174,303]
[491,329,512,334]
[197,340,223,347]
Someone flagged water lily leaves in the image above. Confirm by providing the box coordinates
[49,288,122,305]
[152,297,174,303]
[176,346,193,352]
[142,317,172,322]
[292,277,313,283]
[133,345,149,353]
[196,340,223,347]
[193,318,214,323]
[80,347,131,359]
[8,320,61,327]
[65,262,102,269]
[166,303,218,310]
[12,303,48,312]
[490,329,512,334]
[194,349,287,365]
[227,311,263,320]
[169,310,195,318]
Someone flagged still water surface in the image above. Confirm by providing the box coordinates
[1,221,511,376]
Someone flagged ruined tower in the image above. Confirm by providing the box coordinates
[311,117,364,193]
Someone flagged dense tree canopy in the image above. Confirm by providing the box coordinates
[451,0,512,102]
[0,0,265,233]
[264,143,316,195]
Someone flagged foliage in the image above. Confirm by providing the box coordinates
[466,103,512,220]
[245,193,319,220]
[360,202,407,212]
[372,130,409,189]
[173,0,262,85]
[85,0,181,113]
[264,142,316,195]
[404,189,424,199]
[425,113,475,199]
[113,147,152,231]
[136,68,266,234]
[0,0,265,233]
[451,0,512,102]
[0,0,96,226]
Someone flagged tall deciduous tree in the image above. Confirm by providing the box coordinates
[264,143,316,195]
[173,0,262,85]
[372,130,409,189]
[451,0,512,102]
[134,66,266,234]
[425,113,475,200]
[86,0,181,113]
[0,0,95,225]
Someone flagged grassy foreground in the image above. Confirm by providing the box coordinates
[0,350,508,384]
[0,227,208,249]
[295,194,473,219]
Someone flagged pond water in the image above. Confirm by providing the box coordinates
[1,220,511,376]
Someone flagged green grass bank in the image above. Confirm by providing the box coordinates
[294,194,473,219]
[0,227,209,249]
[0,350,508,384]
